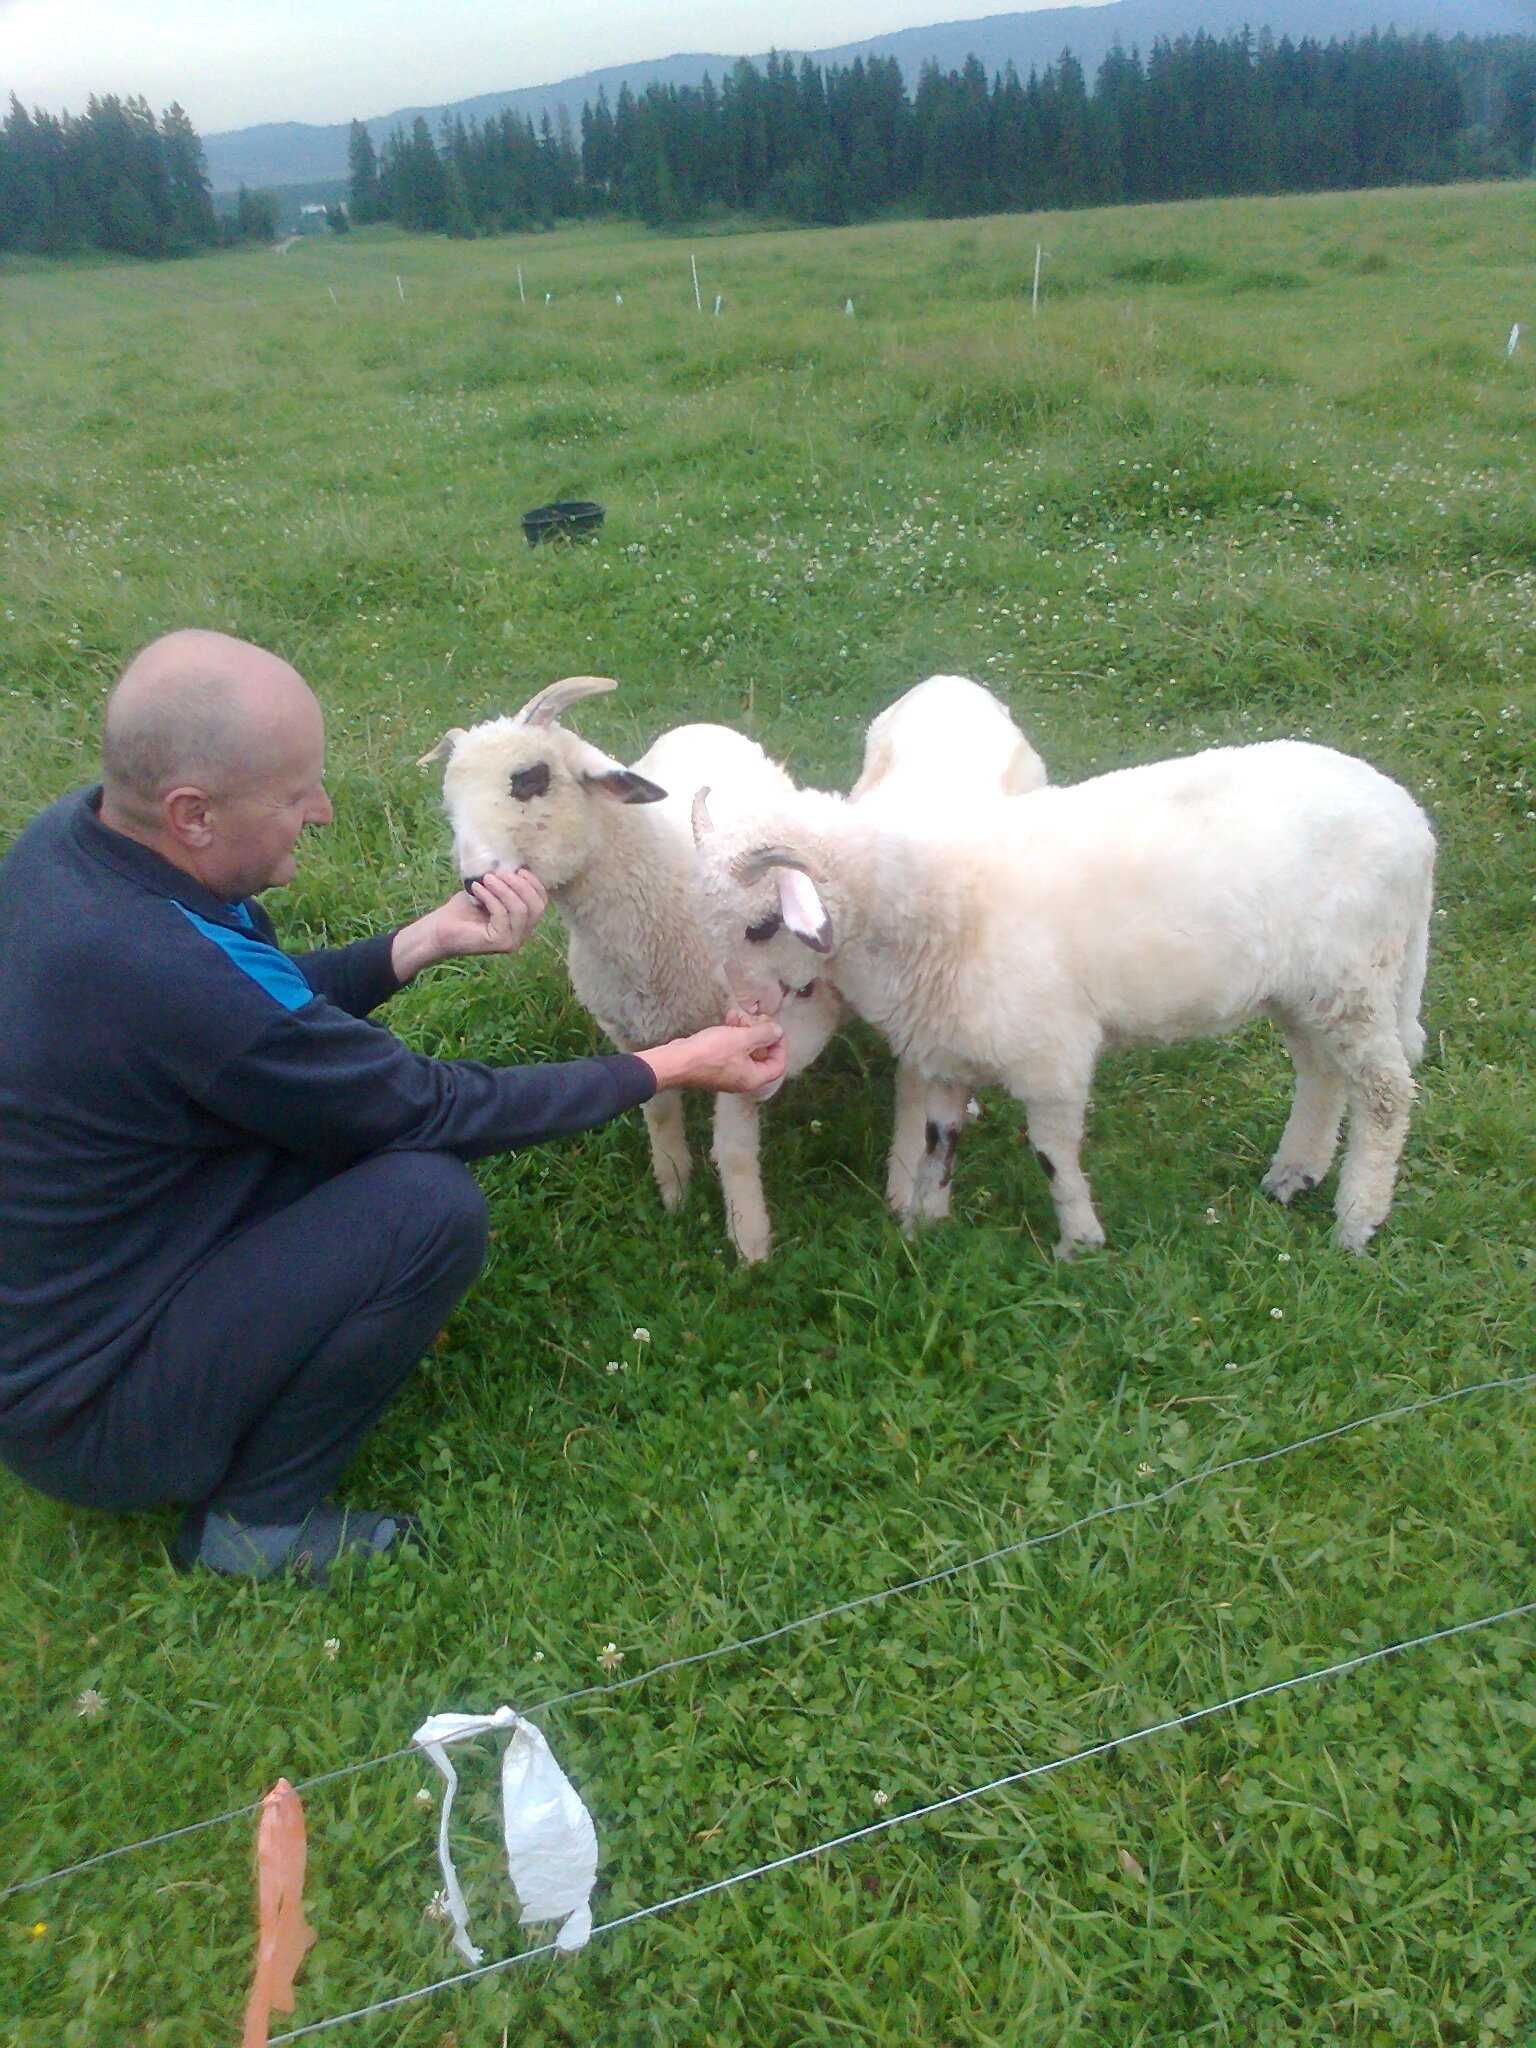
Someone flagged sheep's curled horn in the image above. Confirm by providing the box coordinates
[729,845,817,886]
[512,674,620,728]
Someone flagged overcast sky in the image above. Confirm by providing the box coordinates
[1,0,1100,135]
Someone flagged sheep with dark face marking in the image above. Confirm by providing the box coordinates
[693,738,1435,1256]
[420,677,842,1262]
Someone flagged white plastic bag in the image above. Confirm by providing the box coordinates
[412,1707,598,1963]
[499,1716,598,1951]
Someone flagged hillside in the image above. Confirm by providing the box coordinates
[202,0,1529,191]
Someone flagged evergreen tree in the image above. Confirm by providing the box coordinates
[442,158,475,237]
[161,101,216,249]
[235,184,277,241]
[582,89,617,209]
[1497,46,1536,169]
[0,98,44,252]
[347,119,382,222]
[399,115,446,231]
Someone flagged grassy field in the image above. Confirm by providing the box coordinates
[1,185,1534,2047]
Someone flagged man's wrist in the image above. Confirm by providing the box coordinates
[636,1040,689,1091]
[389,911,447,986]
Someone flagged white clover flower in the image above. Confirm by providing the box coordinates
[872,1789,890,1809]
[75,1689,107,1719]
[323,1637,341,1662]
[632,1327,650,1344]
[414,1787,435,1811]
[1270,1307,1284,1321]
[1277,1253,1292,1265]
[425,1889,453,1924]
[606,1360,621,1374]
[599,1642,624,1674]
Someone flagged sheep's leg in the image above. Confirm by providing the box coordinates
[1396,878,1433,1068]
[712,1091,772,1263]
[1263,1016,1347,1204]
[905,1080,970,1230]
[641,1092,692,1214]
[1329,1026,1416,1253]
[886,1062,930,1216]
[1019,1091,1104,1258]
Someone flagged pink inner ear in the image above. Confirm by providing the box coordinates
[777,868,830,946]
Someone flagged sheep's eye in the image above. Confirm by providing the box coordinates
[509,763,550,802]
[745,912,782,944]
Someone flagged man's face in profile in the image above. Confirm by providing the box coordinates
[206,700,332,899]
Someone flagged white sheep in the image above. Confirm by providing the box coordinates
[845,674,1046,1215]
[692,739,1435,1255]
[850,672,1046,812]
[418,676,843,1262]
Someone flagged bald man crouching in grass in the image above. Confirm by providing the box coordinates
[0,631,785,1584]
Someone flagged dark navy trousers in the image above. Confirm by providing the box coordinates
[1,1151,488,1524]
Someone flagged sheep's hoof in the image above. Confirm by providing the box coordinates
[1262,1162,1318,1205]
[1331,1212,1380,1254]
[1054,1225,1107,1261]
[657,1175,690,1214]
[897,1201,945,1235]
[730,1217,773,1264]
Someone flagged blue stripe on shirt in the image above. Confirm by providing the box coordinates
[174,903,315,1013]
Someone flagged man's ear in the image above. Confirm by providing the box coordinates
[163,786,215,849]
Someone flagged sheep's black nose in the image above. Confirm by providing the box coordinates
[462,875,484,895]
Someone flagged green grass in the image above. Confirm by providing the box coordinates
[2,185,1534,2047]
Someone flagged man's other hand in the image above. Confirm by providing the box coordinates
[640,1015,787,1094]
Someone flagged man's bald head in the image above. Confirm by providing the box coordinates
[102,630,321,826]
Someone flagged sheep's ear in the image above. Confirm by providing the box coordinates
[731,847,834,953]
[512,675,619,728]
[417,728,466,768]
[777,869,833,953]
[585,768,667,804]
[566,734,667,805]
[691,786,715,845]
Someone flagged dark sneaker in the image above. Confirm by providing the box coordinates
[173,1503,419,1585]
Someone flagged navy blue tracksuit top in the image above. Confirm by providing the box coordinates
[0,789,656,1436]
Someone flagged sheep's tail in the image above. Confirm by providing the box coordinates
[1396,848,1434,1068]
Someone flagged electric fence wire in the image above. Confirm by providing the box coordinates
[266,1596,1536,2043]
[4,1367,1532,1907]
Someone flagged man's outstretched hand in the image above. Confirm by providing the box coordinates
[639,1014,787,1095]
[392,868,548,982]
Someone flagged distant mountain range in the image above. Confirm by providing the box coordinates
[202,0,1536,192]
